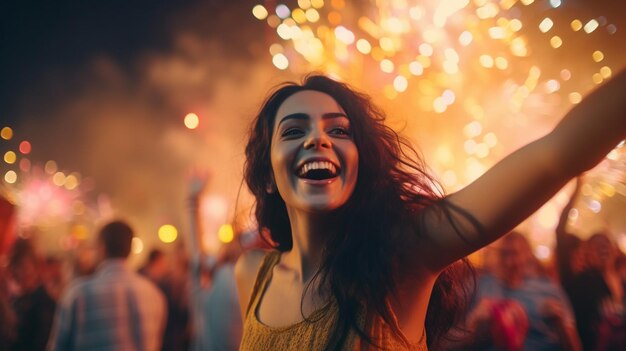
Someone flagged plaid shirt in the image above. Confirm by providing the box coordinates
[48,259,166,351]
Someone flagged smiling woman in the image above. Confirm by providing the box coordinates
[235,72,626,350]
[271,91,359,213]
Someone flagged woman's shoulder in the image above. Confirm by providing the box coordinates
[234,249,276,318]
[235,249,275,282]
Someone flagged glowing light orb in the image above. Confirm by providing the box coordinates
[600,66,612,78]
[45,160,58,175]
[18,141,31,154]
[356,39,371,54]
[305,8,320,23]
[298,0,312,9]
[272,53,289,70]
[65,174,79,190]
[311,0,324,9]
[267,15,281,28]
[380,59,394,73]
[550,36,563,48]
[393,76,408,92]
[184,113,200,129]
[458,31,473,46]
[52,172,66,187]
[0,127,12,140]
[568,92,582,104]
[4,170,17,184]
[4,151,16,164]
[588,199,601,213]
[218,224,235,243]
[132,237,144,254]
[592,50,605,62]
[539,18,554,33]
[158,224,178,243]
[276,4,291,19]
[334,26,355,44]
[252,5,269,20]
[584,19,599,33]
[570,19,582,31]
[479,55,494,68]
[409,62,424,76]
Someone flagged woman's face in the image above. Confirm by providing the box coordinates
[270,90,359,213]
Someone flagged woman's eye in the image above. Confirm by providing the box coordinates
[282,128,304,137]
[329,127,350,136]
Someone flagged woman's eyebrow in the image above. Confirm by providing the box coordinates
[277,112,348,127]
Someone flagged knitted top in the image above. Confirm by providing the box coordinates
[239,251,427,351]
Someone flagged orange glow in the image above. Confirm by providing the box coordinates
[0,127,12,140]
[4,151,16,164]
[328,11,341,26]
[184,113,200,129]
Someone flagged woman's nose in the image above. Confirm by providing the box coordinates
[303,129,331,149]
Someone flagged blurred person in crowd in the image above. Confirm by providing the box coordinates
[616,254,626,289]
[47,220,166,351]
[71,243,97,278]
[140,248,191,351]
[569,232,625,350]
[187,173,266,351]
[7,238,56,351]
[554,178,586,297]
[41,256,66,301]
[0,267,17,350]
[464,232,581,351]
[139,249,169,282]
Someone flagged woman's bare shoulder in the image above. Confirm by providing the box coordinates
[235,249,271,318]
[235,249,269,281]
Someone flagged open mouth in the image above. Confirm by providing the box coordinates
[296,160,339,181]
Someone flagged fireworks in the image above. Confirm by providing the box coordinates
[253,0,626,251]
[1,124,101,252]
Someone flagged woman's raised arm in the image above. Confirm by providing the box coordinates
[419,68,626,273]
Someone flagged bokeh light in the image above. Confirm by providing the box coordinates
[4,170,17,184]
[158,224,178,243]
[19,140,31,154]
[4,151,16,164]
[252,5,268,20]
[132,237,144,254]
[0,127,12,140]
[184,113,200,129]
[45,160,58,174]
[218,224,235,243]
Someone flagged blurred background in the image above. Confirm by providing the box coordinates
[1,0,625,266]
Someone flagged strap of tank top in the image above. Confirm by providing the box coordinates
[245,250,281,317]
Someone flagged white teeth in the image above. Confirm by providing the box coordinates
[298,161,337,176]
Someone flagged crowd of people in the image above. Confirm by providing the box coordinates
[0,66,625,351]
[0,182,624,351]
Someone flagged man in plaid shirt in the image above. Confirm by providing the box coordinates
[48,220,166,351]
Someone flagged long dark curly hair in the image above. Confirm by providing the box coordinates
[244,75,474,350]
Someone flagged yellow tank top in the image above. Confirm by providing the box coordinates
[239,251,428,351]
